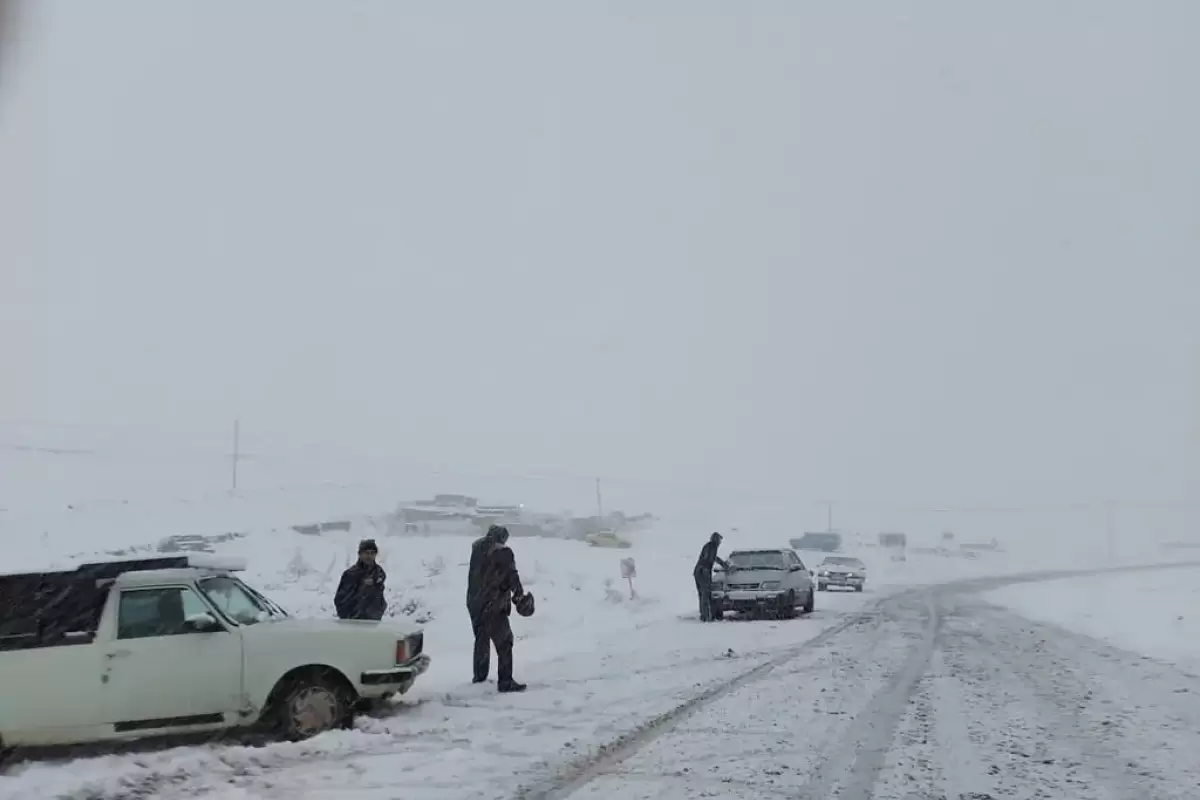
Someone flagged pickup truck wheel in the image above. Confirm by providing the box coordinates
[277,677,352,740]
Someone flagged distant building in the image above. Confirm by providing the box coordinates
[431,494,477,508]
[476,504,521,517]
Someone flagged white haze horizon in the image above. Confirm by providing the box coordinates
[2,3,1197,546]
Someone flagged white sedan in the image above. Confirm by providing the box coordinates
[815,556,867,592]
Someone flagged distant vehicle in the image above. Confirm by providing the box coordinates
[815,556,867,592]
[0,555,430,751]
[959,538,1003,552]
[710,549,815,619]
[789,532,843,552]
[879,532,907,561]
[156,534,213,553]
[585,530,632,548]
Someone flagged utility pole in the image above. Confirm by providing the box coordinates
[1106,499,1116,563]
[822,501,833,532]
[596,477,603,520]
[231,419,240,493]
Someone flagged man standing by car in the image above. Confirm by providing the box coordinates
[471,528,528,692]
[693,532,728,622]
[334,539,387,620]
[468,524,506,683]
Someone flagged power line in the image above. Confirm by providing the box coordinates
[5,418,1198,515]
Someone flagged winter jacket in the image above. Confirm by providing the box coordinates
[334,561,387,620]
[693,541,727,577]
[466,535,493,610]
[473,545,524,617]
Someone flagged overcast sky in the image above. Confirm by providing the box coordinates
[1,1,1196,519]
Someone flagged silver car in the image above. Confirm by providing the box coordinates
[710,548,815,619]
[815,555,867,592]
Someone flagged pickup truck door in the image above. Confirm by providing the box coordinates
[101,585,243,733]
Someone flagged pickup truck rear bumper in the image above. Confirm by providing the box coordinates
[361,653,432,686]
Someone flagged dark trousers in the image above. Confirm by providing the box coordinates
[471,610,514,683]
[695,571,713,621]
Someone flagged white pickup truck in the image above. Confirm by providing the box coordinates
[0,555,431,751]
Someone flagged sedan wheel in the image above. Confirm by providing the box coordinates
[779,590,797,619]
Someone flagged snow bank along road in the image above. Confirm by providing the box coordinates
[4,564,1200,800]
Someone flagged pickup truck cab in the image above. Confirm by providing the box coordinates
[0,555,431,750]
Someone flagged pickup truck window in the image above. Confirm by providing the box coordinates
[1,576,110,650]
[117,587,211,640]
[198,576,271,625]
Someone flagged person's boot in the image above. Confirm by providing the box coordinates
[498,680,527,693]
[472,676,488,684]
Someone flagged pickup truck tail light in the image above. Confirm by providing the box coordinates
[395,633,423,664]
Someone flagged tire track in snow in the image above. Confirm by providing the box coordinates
[873,594,1137,800]
[795,589,939,800]
[518,562,1200,800]
[512,596,901,800]
[957,599,1200,800]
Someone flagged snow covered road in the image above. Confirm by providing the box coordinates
[528,572,1200,800]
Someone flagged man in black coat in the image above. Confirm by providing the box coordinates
[693,532,728,622]
[467,524,507,683]
[469,528,527,692]
[334,539,387,620]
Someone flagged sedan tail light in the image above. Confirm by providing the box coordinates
[396,640,409,664]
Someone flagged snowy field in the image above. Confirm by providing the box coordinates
[0,508,882,800]
[4,433,1200,799]
[986,568,1200,675]
[5,510,1199,800]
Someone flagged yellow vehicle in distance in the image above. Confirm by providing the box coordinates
[585,529,632,549]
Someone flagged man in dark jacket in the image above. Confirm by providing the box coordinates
[693,532,728,622]
[470,530,527,692]
[334,539,387,620]
[467,525,507,683]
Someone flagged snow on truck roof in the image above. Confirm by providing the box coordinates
[112,568,231,586]
[0,554,246,583]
